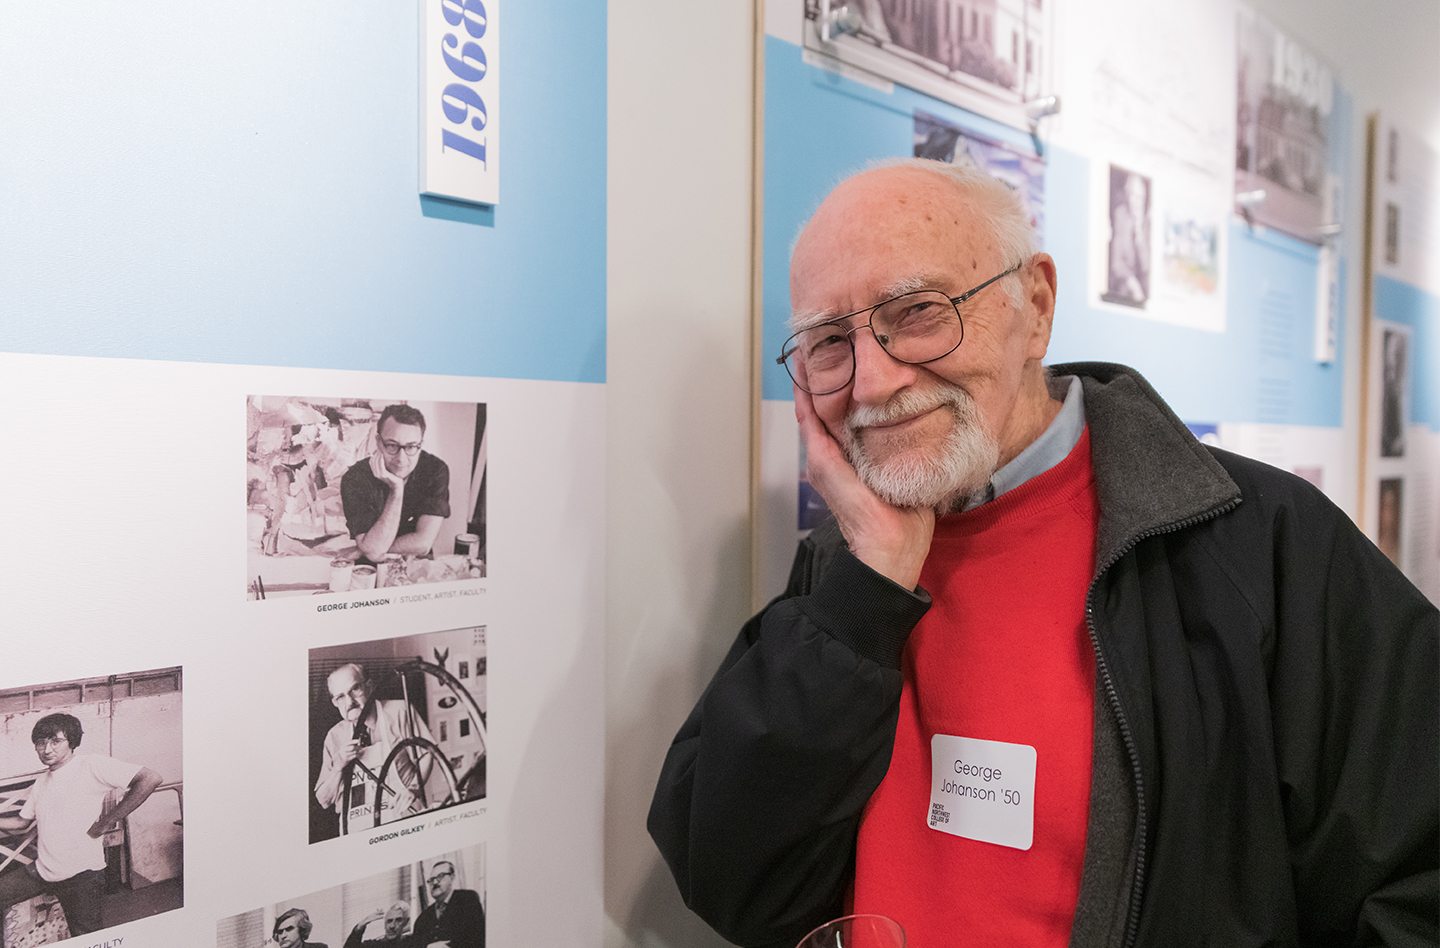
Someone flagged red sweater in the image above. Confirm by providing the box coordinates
[853,429,1100,947]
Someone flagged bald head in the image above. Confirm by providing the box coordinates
[791,160,1035,327]
[328,663,372,723]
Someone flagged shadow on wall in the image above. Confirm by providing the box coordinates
[605,271,755,946]
[420,196,496,227]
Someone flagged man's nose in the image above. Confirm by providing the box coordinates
[849,328,918,405]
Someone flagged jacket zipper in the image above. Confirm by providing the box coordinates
[1083,497,1241,948]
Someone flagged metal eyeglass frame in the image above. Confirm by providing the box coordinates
[777,261,1023,395]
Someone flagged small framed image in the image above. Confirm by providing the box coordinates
[1101,164,1152,309]
[1376,478,1403,566]
[247,397,487,600]
[1379,328,1409,459]
[802,0,1054,131]
[308,629,487,844]
[0,668,183,944]
[216,844,486,948]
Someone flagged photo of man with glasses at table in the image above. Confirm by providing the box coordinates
[340,404,452,565]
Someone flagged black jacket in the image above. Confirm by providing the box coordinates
[412,887,485,948]
[649,363,1438,948]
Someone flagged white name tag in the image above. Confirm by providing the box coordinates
[927,734,1037,850]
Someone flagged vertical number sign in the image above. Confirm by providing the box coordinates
[420,0,498,206]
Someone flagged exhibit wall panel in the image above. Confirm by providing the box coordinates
[0,2,607,946]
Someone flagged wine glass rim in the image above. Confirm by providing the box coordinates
[796,913,905,947]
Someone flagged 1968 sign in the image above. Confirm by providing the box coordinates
[420,0,498,206]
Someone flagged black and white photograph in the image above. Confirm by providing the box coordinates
[216,844,486,948]
[1102,164,1151,308]
[914,109,1045,242]
[1377,478,1403,567]
[309,629,487,844]
[1380,328,1408,458]
[1385,202,1400,265]
[1234,6,1334,243]
[0,668,183,945]
[247,397,488,600]
[805,0,1050,115]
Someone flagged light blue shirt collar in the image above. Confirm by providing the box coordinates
[962,374,1086,511]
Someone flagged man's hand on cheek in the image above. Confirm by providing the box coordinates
[795,384,934,590]
[370,451,406,490]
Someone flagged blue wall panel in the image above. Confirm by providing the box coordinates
[0,2,606,384]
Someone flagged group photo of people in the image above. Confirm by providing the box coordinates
[215,846,485,948]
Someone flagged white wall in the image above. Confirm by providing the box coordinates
[605,2,756,947]
[603,3,1438,948]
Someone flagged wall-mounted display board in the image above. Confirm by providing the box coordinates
[1360,116,1439,603]
[0,2,604,946]
[757,0,1354,601]
[799,0,1057,130]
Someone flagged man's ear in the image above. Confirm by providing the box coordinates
[1025,253,1058,360]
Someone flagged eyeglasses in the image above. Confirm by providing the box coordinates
[34,737,69,750]
[379,438,423,457]
[330,682,368,707]
[777,263,1022,395]
[427,870,454,885]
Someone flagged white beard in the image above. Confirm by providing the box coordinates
[840,384,1000,511]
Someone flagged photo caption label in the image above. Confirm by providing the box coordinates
[368,823,427,846]
[316,596,392,614]
[928,734,1036,850]
[366,801,488,846]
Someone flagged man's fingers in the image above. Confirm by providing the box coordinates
[794,384,866,500]
[791,386,936,588]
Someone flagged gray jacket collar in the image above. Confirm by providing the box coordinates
[1050,362,1241,573]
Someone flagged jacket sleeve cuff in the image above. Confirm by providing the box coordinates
[800,547,930,670]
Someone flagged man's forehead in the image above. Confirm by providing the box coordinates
[790,273,944,330]
[329,667,362,694]
[379,418,423,440]
[792,172,992,308]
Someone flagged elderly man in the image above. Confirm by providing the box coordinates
[341,404,451,564]
[314,664,436,833]
[274,907,328,948]
[0,713,163,937]
[410,860,484,948]
[343,902,413,948]
[648,160,1438,948]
